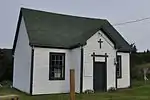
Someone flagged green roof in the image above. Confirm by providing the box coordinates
[13,8,131,52]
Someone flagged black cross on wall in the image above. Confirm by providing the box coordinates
[98,39,103,48]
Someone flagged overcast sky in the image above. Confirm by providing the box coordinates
[0,0,150,51]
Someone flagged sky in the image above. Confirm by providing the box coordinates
[0,0,150,51]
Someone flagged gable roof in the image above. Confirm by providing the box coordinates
[13,8,131,53]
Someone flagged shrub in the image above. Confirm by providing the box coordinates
[108,87,116,92]
[0,49,13,82]
[84,89,94,94]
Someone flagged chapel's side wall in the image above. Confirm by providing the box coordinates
[70,47,81,93]
[117,52,130,88]
[13,17,32,94]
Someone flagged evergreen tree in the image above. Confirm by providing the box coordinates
[130,43,137,53]
[146,49,150,53]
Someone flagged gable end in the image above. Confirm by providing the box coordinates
[12,10,22,55]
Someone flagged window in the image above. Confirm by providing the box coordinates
[49,53,65,80]
[117,55,122,78]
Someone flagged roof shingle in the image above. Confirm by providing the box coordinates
[14,8,131,52]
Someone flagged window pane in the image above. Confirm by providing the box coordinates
[56,55,59,60]
[60,56,62,60]
[54,69,61,78]
[50,71,54,78]
[51,66,55,71]
[55,73,61,78]
[54,55,56,61]
[52,55,55,60]
[57,55,60,60]
[55,60,57,65]
[51,61,55,65]
[58,61,61,65]
[54,68,58,72]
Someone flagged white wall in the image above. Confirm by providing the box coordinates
[70,47,81,93]
[33,47,81,95]
[117,52,130,88]
[83,30,116,91]
[13,17,32,94]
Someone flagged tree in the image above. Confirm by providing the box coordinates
[0,49,12,81]
[0,50,7,81]
[130,43,137,53]
[146,49,150,53]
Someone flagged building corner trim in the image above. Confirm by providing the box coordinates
[30,46,34,95]
[80,47,83,93]
[115,51,118,89]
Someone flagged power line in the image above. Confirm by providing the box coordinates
[113,16,150,26]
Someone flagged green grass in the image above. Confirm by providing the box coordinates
[0,80,150,100]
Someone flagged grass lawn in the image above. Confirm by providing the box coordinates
[0,81,150,100]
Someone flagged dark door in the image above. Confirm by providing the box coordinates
[93,62,106,92]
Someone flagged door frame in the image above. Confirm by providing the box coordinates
[91,52,108,92]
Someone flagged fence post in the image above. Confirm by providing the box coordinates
[70,69,75,100]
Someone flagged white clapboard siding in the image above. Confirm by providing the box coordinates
[13,17,32,94]
[117,52,130,88]
[32,47,81,94]
[70,47,81,93]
